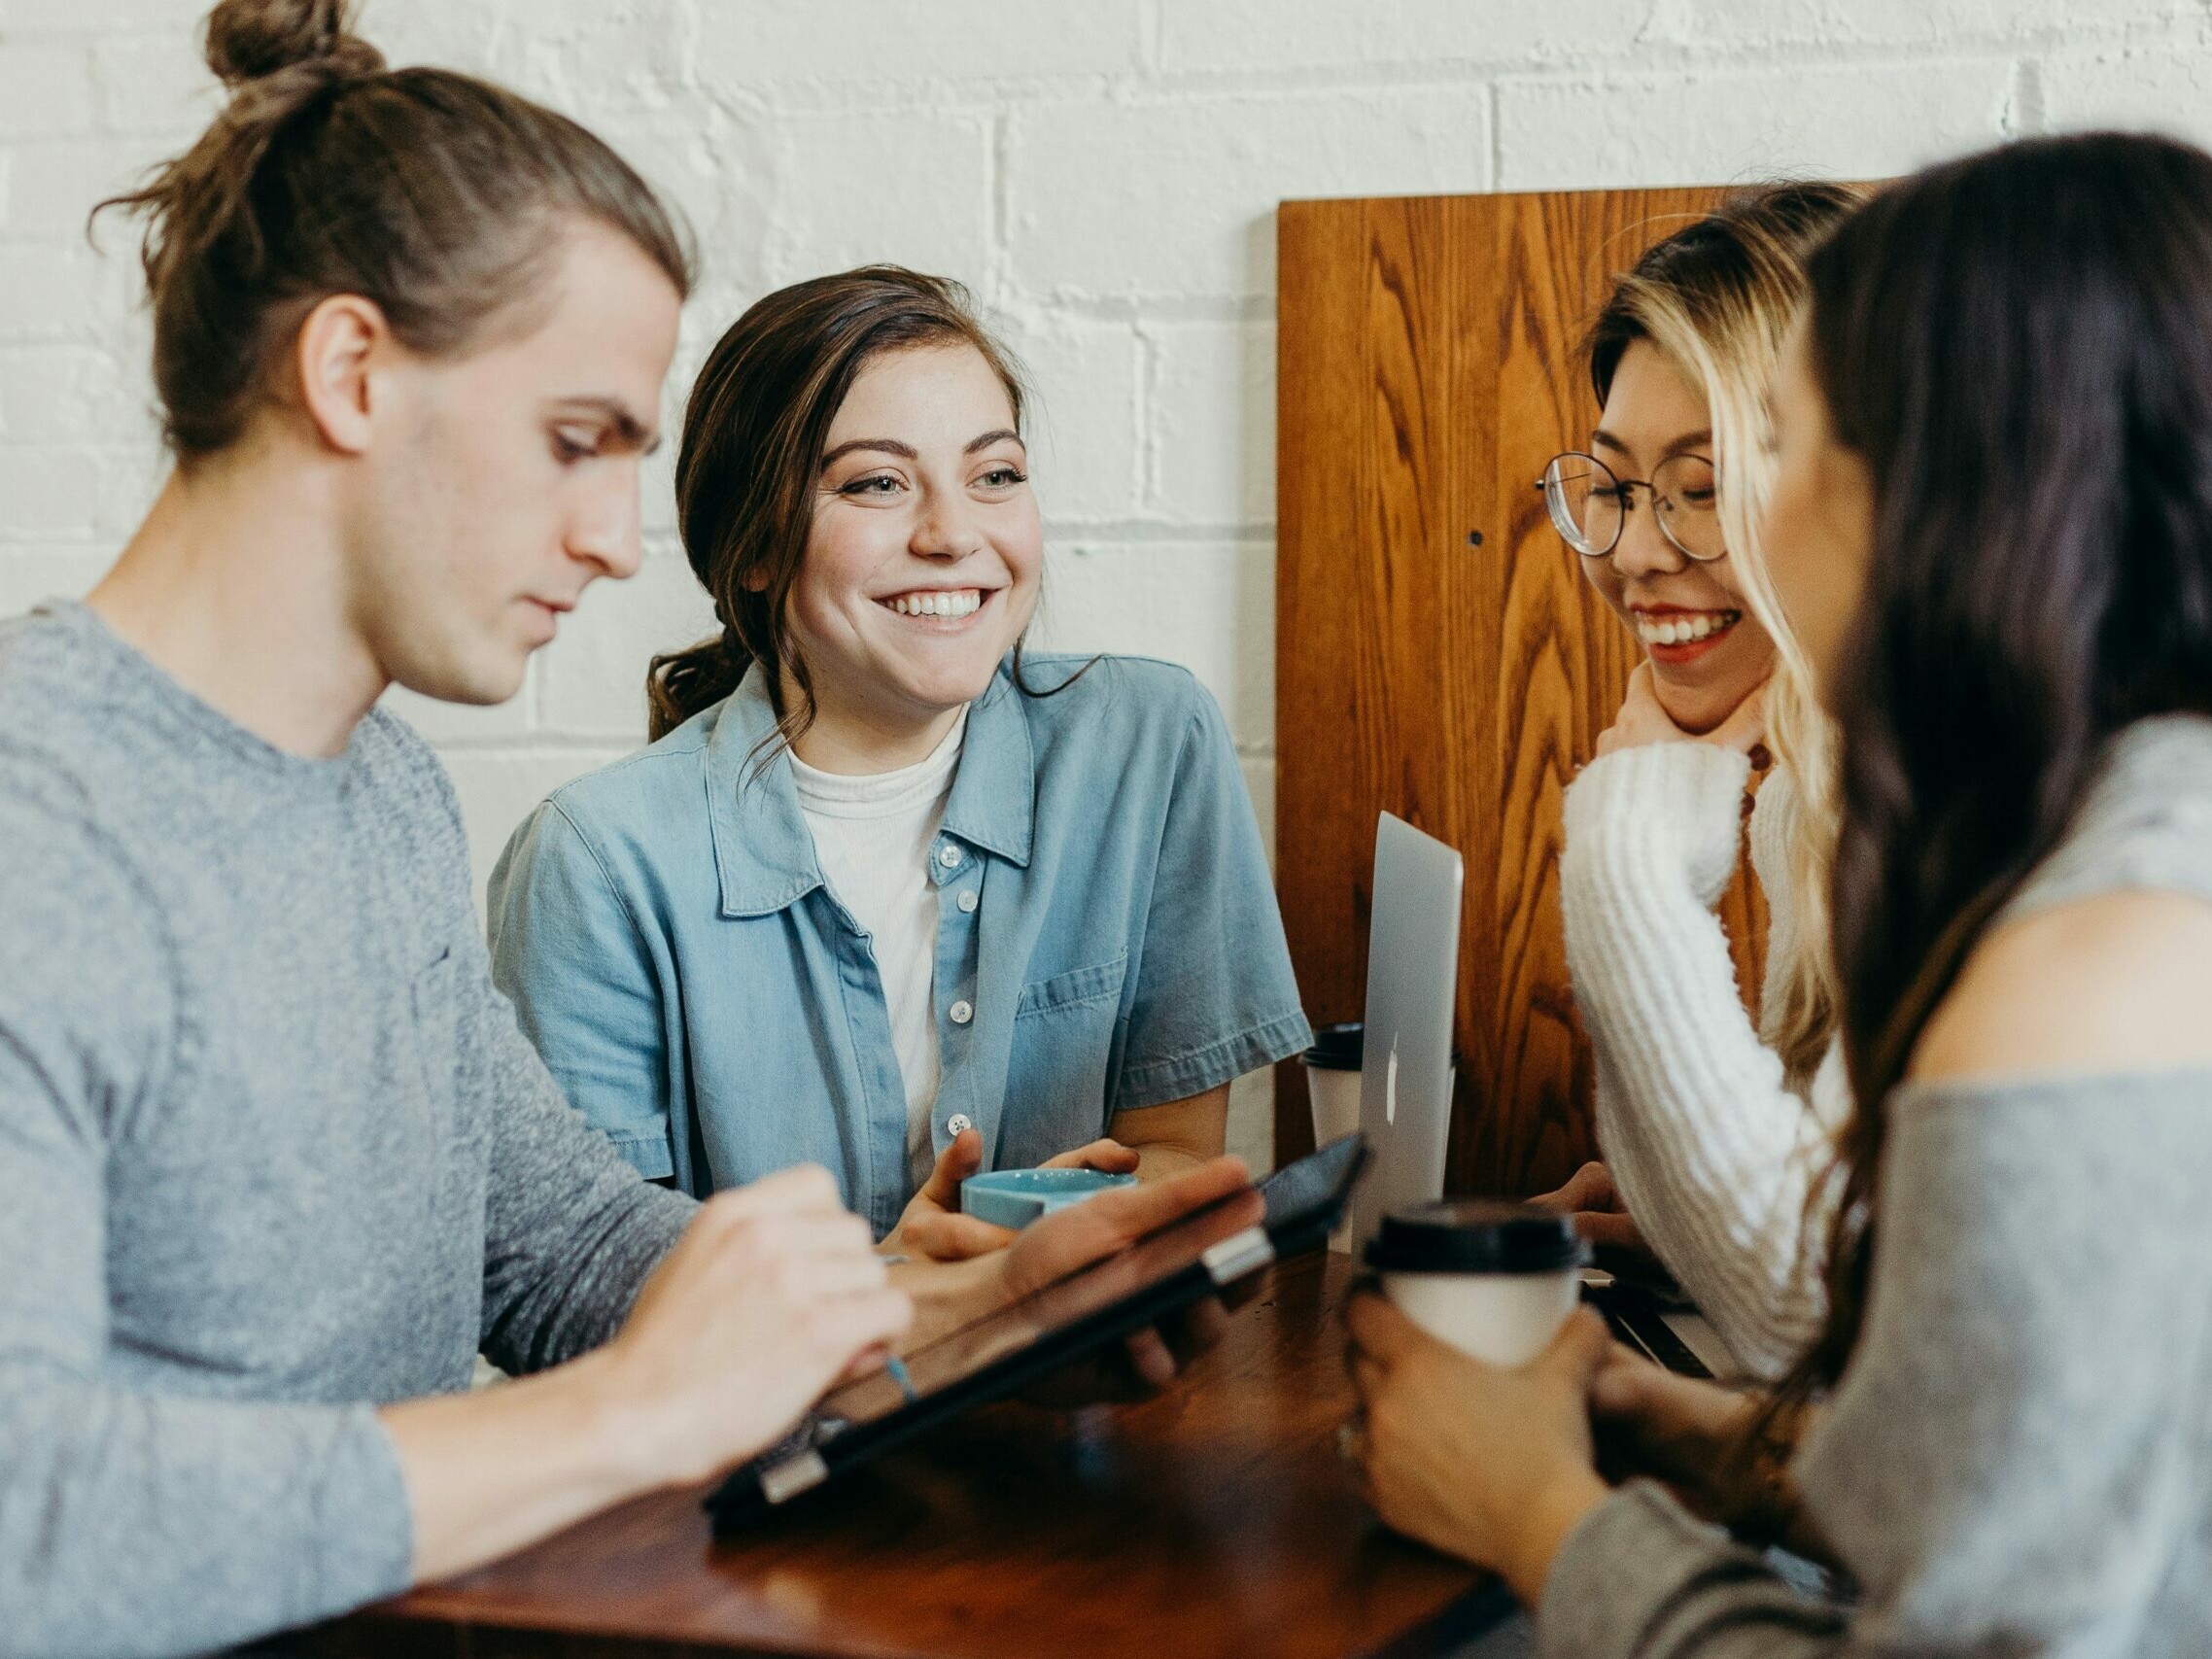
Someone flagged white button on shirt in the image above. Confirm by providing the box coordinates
[950,999,974,1026]
[947,1113,974,1136]
[789,710,968,1191]
[937,844,963,870]
[957,889,979,914]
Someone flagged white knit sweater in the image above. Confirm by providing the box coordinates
[1559,743,1848,1379]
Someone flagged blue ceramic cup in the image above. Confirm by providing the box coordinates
[961,1167,1139,1230]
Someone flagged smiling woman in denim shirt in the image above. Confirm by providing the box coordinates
[487,266,1309,1258]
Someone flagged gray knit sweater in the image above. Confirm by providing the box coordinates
[1541,713,2212,1656]
[0,603,694,1659]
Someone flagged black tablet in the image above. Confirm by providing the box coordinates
[706,1132,1369,1533]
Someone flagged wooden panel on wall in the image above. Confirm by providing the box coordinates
[1274,187,1770,1198]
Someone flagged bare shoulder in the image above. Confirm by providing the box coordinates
[1910,889,2212,1085]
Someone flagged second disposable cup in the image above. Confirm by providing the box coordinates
[1300,1022,1363,1250]
[1300,1022,1364,1145]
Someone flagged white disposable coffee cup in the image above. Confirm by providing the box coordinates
[1301,1022,1365,1147]
[1365,1200,1589,1367]
[1300,1023,1364,1251]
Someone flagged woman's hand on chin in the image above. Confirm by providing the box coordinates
[1597,662,1769,760]
[884,1131,1143,1262]
[1345,1294,1612,1607]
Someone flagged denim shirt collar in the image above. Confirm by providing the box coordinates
[706,659,1035,918]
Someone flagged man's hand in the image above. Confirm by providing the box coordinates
[383,1165,908,1586]
[588,1165,913,1488]
[884,1129,1143,1262]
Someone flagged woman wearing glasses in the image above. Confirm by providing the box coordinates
[1531,184,1860,1379]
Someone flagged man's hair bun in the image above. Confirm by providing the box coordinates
[203,0,384,89]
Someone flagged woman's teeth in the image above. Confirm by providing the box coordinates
[885,590,984,619]
[1635,609,1740,646]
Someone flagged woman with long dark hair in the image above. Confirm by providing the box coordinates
[488,267,1308,1255]
[1347,131,2212,1651]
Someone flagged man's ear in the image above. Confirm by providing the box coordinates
[292,294,393,457]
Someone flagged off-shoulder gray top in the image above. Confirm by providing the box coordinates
[1540,712,2212,1658]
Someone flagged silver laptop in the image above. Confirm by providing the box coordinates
[1349,812,1464,1252]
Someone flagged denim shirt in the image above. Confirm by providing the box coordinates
[487,653,1310,1237]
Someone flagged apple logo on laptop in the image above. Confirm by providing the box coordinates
[1384,1037,1400,1125]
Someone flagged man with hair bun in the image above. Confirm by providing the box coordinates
[0,5,1249,1654]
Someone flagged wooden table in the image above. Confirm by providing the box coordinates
[303,1252,1506,1659]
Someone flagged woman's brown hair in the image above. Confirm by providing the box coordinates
[1754,134,2212,1446]
[648,265,1035,746]
[96,0,693,460]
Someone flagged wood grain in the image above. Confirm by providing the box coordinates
[300,1253,1503,1659]
[1275,188,1770,1197]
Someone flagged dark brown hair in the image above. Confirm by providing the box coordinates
[649,265,1038,746]
[96,0,693,460]
[1585,184,1860,405]
[1782,134,2212,1409]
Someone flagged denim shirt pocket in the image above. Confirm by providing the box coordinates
[1006,952,1129,1149]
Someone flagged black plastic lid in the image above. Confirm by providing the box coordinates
[1363,1200,1588,1274]
[1300,1021,1364,1071]
[1299,1023,1468,1074]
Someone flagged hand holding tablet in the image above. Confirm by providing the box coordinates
[709,1138,1365,1528]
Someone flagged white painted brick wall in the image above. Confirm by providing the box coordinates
[4,0,2204,1168]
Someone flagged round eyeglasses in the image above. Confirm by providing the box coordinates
[1536,451,1724,562]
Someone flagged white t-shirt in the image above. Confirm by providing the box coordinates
[788,710,968,1190]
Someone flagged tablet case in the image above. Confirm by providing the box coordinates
[707,1133,1369,1533]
